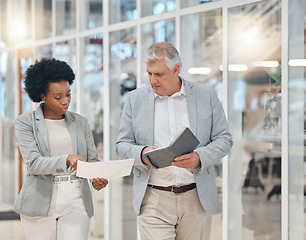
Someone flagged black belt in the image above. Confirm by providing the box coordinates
[148,183,196,194]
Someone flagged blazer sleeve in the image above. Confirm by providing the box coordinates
[15,113,68,175]
[194,86,233,170]
[115,92,148,169]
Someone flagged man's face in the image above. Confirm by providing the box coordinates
[146,58,180,96]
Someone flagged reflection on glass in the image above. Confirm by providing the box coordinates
[0,120,16,206]
[1,52,17,119]
[180,0,220,8]
[180,10,222,239]
[80,0,103,30]
[55,40,77,112]
[141,0,175,17]
[80,34,104,153]
[304,5,306,237]
[180,10,222,99]
[141,19,175,85]
[35,0,52,39]
[55,0,76,35]
[109,27,137,239]
[3,0,32,45]
[20,57,32,114]
[109,0,137,24]
[80,33,104,239]
[35,45,53,60]
[228,1,281,239]
[0,52,17,206]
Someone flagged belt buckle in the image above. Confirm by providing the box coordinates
[54,176,61,184]
[172,186,181,194]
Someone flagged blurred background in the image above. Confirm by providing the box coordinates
[0,0,305,239]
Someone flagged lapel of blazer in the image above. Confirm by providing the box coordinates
[146,86,155,146]
[65,112,77,154]
[34,103,50,156]
[183,79,197,135]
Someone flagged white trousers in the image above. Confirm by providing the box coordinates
[138,187,210,240]
[21,180,90,240]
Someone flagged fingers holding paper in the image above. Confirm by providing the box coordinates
[67,154,86,170]
[172,151,200,169]
[92,178,109,189]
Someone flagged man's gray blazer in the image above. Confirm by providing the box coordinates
[14,103,98,217]
[116,79,233,215]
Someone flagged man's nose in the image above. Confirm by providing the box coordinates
[150,75,158,84]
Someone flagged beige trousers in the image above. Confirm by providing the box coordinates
[138,187,209,240]
[20,180,90,240]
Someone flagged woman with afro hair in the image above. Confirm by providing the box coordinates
[14,58,108,240]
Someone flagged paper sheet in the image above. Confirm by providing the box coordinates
[76,159,135,179]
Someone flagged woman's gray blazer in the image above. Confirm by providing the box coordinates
[116,79,233,215]
[14,103,98,217]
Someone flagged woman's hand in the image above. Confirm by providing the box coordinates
[92,178,109,189]
[66,154,86,170]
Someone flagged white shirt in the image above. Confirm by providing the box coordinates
[45,118,75,175]
[148,83,196,187]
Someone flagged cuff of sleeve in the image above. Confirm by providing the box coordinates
[140,146,148,165]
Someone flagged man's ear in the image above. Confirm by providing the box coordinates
[41,94,46,102]
[173,64,180,76]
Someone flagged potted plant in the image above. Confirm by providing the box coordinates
[263,65,281,136]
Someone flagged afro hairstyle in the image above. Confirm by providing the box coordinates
[24,58,75,102]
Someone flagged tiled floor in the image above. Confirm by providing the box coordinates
[1,187,305,240]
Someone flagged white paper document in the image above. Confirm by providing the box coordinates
[76,159,135,179]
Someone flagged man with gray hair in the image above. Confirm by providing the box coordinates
[116,41,232,239]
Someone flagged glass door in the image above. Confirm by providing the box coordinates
[17,48,32,192]
[227,1,282,239]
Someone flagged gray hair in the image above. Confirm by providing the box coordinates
[144,42,182,71]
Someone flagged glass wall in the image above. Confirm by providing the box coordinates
[80,0,103,30]
[35,45,53,60]
[288,1,305,239]
[109,27,137,240]
[1,0,32,46]
[35,0,52,39]
[141,19,175,85]
[228,1,282,239]
[55,0,76,35]
[181,0,220,8]
[80,33,105,239]
[180,9,223,239]
[141,0,176,17]
[109,0,137,24]
[55,40,77,112]
[0,51,17,206]
[0,0,305,239]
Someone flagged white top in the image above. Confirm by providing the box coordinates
[148,83,196,187]
[45,118,75,175]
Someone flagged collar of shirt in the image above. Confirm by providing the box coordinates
[154,81,186,99]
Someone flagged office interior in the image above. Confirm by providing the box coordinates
[0,0,305,239]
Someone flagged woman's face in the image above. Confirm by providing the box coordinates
[41,80,71,119]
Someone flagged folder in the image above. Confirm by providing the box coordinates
[143,127,200,168]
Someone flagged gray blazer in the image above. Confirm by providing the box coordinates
[14,103,98,217]
[116,79,233,215]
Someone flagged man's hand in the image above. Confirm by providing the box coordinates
[141,146,159,166]
[171,151,200,169]
[66,154,86,170]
